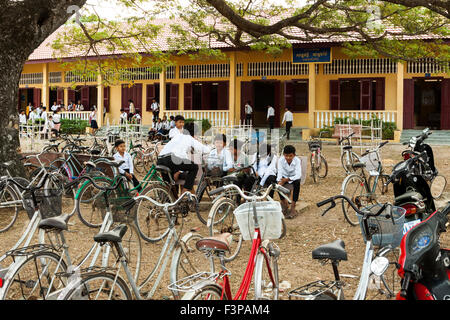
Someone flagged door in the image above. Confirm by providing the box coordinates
[33,88,41,109]
[330,80,340,110]
[403,79,414,129]
[170,84,179,110]
[360,79,372,110]
[241,81,254,121]
[146,84,156,112]
[57,88,65,105]
[81,86,89,110]
[184,83,193,110]
[68,89,76,105]
[441,79,450,130]
[217,82,229,110]
[104,87,110,112]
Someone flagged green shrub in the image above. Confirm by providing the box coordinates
[382,122,397,140]
[60,119,89,135]
[184,118,212,134]
[319,126,334,138]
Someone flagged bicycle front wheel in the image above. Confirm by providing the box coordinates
[64,272,132,300]
[317,155,328,179]
[208,197,242,262]
[341,174,369,226]
[2,251,67,300]
[254,242,279,300]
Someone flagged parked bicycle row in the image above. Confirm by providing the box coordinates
[1,123,449,300]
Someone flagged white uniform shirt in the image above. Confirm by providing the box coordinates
[51,105,58,112]
[282,111,294,124]
[252,154,278,186]
[169,127,182,139]
[41,111,48,123]
[277,156,301,183]
[169,120,175,129]
[113,152,134,175]
[28,111,38,123]
[90,110,97,121]
[151,102,160,112]
[245,104,253,115]
[19,114,27,125]
[52,114,61,124]
[120,112,128,122]
[129,102,135,114]
[208,148,234,172]
[267,106,275,119]
[160,133,211,160]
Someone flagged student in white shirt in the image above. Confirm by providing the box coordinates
[28,108,38,124]
[277,145,301,219]
[51,102,58,112]
[113,139,141,192]
[169,116,176,129]
[207,134,234,176]
[26,103,33,116]
[267,105,275,131]
[40,107,48,123]
[52,109,61,137]
[151,99,160,122]
[158,122,210,194]
[244,101,253,125]
[168,115,185,139]
[42,114,55,139]
[282,106,294,140]
[120,109,128,125]
[158,116,170,135]
[90,106,98,134]
[19,111,27,126]
[76,101,84,111]
[128,100,135,120]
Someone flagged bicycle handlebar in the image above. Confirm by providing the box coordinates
[384,151,428,186]
[339,132,355,144]
[209,183,290,202]
[317,194,387,218]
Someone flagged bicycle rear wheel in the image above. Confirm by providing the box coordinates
[341,151,360,174]
[317,155,328,179]
[64,272,132,300]
[207,197,242,262]
[341,174,369,226]
[182,283,227,300]
[310,153,318,183]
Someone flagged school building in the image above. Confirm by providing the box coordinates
[19,21,450,133]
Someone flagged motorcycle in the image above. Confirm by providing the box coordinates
[385,152,435,222]
[402,128,447,199]
[395,202,450,300]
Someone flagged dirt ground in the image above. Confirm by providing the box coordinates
[1,142,449,300]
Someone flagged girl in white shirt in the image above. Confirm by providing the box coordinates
[267,105,275,131]
[207,134,233,176]
[252,144,278,188]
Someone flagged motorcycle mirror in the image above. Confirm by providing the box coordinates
[423,128,429,134]
[370,256,389,276]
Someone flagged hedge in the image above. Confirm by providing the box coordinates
[60,119,89,135]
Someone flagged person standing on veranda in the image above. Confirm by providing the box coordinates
[244,101,253,126]
[267,105,275,131]
[151,99,160,122]
[128,99,135,121]
[282,107,294,140]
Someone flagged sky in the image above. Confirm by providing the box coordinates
[81,0,309,19]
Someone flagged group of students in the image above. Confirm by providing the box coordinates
[20,105,62,138]
[116,114,301,220]
[148,115,176,138]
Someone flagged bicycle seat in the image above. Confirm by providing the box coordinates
[342,145,353,150]
[352,162,366,169]
[0,161,14,169]
[103,160,125,168]
[38,214,70,231]
[196,233,232,254]
[222,175,239,183]
[94,224,128,244]
[312,240,347,261]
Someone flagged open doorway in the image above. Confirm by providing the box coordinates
[414,79,442,130]
[253,81,279,127]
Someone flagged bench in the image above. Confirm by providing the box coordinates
[332,124,362,144]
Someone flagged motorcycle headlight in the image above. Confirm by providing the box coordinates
[370,257,389,276]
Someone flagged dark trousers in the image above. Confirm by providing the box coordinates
[153,111,160,122]
[157,154,199,190]
[123,169,142,192]
[264,175,300,202]
[245,114,252,125]
[286,121,293,140]
[268,116,275,130]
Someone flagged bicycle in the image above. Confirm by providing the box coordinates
[339,132,360,174]
[170,183,291,300]
[59,191,208,300]
[307,134,328,183]
[288,195,406,300]
[206,180,290,262]
[340,141,391,226]
[0,174,142,300]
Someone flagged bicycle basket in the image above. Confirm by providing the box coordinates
[360,151,381,174]
[234,201,283,241]
[356,204,406,248]
[308,140,322,152]
[23,189,63,219]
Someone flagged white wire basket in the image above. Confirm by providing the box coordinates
[359,151,381,176]
[234,201,283,241]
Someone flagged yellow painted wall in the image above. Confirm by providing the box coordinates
[22,46,450,129]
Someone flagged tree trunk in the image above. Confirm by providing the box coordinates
[0,0,87,176]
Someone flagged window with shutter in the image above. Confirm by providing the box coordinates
[330,80,339,110]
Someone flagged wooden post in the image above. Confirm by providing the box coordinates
[308,63,316,129]
[160,70,166,114]
[42,63,49,108]
[97,71,104,127]
[229,51,236,126]
[396,61,404,131]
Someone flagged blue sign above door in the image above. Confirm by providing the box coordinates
[293,47,332,64]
